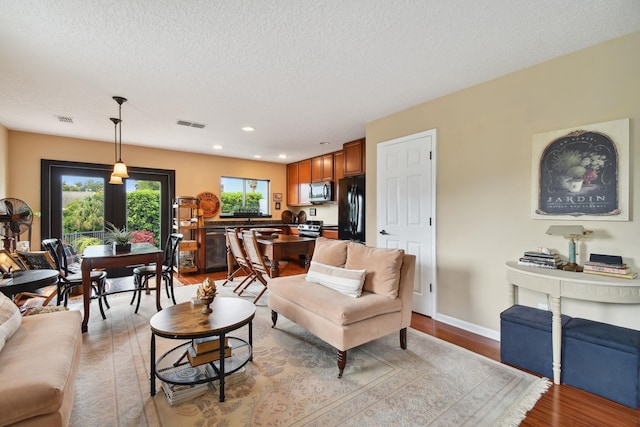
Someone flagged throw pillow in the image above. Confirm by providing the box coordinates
[345,242,404,299]
[310,237,349,267]
[305,261,366,298]
[0,292,22,352]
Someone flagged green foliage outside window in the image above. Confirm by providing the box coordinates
[126,189,160,242]
[62,188,161,245]
[221,191,263,214]
[63,193,104,232]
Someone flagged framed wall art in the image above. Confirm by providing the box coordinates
[273,193,283,202]
[531,118,629,221]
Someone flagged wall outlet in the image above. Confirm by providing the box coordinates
[538,303,548,311]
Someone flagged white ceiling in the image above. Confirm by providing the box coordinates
[1,1,639,163]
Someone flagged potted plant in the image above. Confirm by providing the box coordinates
[104,221,133,252]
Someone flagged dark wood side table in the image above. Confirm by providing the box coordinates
[0,269,59,299]
[149,297,255,402]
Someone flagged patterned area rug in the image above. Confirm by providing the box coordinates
[67,278,549,426]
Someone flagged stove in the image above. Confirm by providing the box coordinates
[298,220,323,238]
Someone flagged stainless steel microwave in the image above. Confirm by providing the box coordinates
[309,181,333,203]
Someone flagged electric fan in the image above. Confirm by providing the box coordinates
[0,198,34,251]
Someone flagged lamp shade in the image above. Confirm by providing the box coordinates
[112,161,129,178]
[109,173,123,184]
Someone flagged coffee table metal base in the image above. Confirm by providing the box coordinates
[151,335,252,402]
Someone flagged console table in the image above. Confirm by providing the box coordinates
[505,261,640,384]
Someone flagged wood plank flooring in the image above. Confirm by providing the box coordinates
[181,262,640,426]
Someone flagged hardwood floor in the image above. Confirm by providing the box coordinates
[180,264,640,426]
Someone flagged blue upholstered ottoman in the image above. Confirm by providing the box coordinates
[562,318,640,408]
[500,305,570,378]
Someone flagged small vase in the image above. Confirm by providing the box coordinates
[582,168,598,187]
[200,297,214,314]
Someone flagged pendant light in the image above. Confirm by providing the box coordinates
[111,96,129,178]
[108,117,123,184]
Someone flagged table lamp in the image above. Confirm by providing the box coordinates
[546,225,593,272]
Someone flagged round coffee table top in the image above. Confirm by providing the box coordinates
[150,297,255,339]
[0,269,59,297]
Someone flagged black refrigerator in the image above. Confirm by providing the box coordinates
[338,174,366,243]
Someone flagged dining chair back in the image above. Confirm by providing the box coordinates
[221,228,255,291]
[240,229,270,304]
[131,233,183,313]
[41,238,109,318]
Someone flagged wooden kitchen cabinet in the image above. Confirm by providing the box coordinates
[298,159,311,204]
[333,150,344,201]
[312,154,334,182]
[287,159,312,206]
[344,138,366,176]
[287,162,300,205]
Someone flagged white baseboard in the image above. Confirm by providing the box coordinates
[434,312,500,342]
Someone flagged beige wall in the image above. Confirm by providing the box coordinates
[366,31,640,334]
[6,131,287,249]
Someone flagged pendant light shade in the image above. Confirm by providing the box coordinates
[109,173,123,184]
[109,117,123,184]
[112,160,129,178]
[111,96,129,178]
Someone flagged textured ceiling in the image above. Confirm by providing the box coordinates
[1,1,639,163]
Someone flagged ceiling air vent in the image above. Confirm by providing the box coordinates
[56,115,74,123]
[177,120,205,129]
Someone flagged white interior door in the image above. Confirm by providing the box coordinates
[377,130,436,317]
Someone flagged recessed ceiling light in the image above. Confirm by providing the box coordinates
[242,126,255,132]
[253,155,262,158]
[278,154,287,159]
[213,145,222,150]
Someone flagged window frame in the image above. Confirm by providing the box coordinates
[219,176,271,218]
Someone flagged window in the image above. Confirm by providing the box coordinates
[41,159,174,253]
[220,176,270,217]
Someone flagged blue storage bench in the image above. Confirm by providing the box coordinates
[562,318,640,408]
[500,304,570,378]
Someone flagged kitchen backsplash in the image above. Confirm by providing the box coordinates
[291,203,338,225]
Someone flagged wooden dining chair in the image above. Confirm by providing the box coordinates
[41,238,109,319]
[239,229,270,304]
[131,233,183,313]
[222,228,255,292]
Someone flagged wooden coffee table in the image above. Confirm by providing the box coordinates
[149,297,255,402]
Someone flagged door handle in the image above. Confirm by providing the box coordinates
[379,230,389,235]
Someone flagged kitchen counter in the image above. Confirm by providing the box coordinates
[203,220,290,229]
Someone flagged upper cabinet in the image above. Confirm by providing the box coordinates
[287,139,365,206]
[286,162,300,206]
[311,153,334,182]
[287,159,312,206]
[298,159,311,204]
[344,138,366,176]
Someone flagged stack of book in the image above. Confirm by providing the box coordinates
[187,336,232,367]
[205,365,247,391]
[161,367,208,406]
[583,256,637,279]
[518,251,562,269]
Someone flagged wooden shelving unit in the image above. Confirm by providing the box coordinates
[173,196,203,275]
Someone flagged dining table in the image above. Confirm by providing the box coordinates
[81,243,163,332]
[257,234,316,277]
